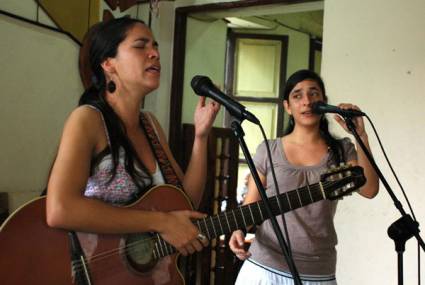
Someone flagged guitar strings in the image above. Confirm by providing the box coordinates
[69,179,350,274]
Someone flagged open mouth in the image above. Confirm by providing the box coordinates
[146,65,161,73]
[301,111,313,115]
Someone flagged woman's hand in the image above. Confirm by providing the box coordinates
[157,210,209,256]
[229,230,251,260]
[193,96,220,139]
[333,103,366,137]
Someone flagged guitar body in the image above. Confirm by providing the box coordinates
[0,185,192,285]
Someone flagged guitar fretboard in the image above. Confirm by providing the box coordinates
[151,181,328,260]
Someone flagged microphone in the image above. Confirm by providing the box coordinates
[191,75,260,124]
[311,101,366,117]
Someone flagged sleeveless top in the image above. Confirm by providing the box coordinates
[82,106,165,206]
[248,138,357,275]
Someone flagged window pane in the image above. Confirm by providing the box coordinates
[234,38,281,98]
[239,101,278,158]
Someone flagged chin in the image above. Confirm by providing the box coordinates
[143,80,160,92]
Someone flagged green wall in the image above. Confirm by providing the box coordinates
[182,17,227,127]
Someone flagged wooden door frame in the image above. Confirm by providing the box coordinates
[168,0,316,162]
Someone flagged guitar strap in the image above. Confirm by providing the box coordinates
[139,112,184,189]
[139,112,194,284]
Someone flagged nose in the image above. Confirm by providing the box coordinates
[148,47,160,60]
[301,94,313,106]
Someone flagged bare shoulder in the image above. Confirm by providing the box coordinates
[69,105,102,122]
[63,105,108,151]
[66,105,103,128]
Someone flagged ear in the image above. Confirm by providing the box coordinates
[283,100,292,115]
[100,57,116,75]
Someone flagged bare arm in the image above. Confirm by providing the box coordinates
[182,97,220,207]
[335,103,379,199]
[347,133,379,198]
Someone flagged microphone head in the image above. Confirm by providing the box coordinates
[191,75,212,95]
[311,101,366,117]
[311,101,328,115]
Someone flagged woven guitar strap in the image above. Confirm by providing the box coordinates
[139,112,183,189]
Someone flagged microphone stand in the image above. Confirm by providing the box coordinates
[343,116,424,285]
[230,120,302,285]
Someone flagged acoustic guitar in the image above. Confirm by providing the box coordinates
[0,165,365,285]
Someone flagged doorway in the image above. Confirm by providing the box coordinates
[169,1,324,284]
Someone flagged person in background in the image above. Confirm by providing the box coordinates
[229,69,378,284]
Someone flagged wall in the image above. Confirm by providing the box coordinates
[322,0,425,284]
[0,5,81,211]
[181,17,227,126]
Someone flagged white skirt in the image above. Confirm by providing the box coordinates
[235,259,337,285]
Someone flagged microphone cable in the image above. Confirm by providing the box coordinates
[364,114,420,285]
[258,123,294,258]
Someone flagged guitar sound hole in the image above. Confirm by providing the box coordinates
[124,233,157,274]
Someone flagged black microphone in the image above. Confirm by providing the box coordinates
[311,101,366,117]
[191,75,260,124]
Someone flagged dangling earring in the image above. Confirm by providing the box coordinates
[107,80,116,93]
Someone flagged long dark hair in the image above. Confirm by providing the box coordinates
[79,17,152,191]
[283,69,345,164]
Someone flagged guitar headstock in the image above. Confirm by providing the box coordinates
[320,164,366,200]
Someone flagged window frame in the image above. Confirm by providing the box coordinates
[224,30,289,163]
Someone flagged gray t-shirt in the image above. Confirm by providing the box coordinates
[248,137,356,275]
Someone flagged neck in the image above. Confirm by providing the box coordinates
[106,88,146,130]
[288,124,322,144]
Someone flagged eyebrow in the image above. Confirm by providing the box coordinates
[134,38,159,47]
[291,86,320,94]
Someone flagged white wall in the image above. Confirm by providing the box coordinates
[0,14,81,211]
[323,0,425,284]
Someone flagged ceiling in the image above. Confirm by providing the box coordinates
[226,10,323,39]
[189,1,324,40]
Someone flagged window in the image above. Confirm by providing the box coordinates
[225,31,288,202]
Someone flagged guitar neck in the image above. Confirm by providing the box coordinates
[196,181,325,239]
[152,181,325,259]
